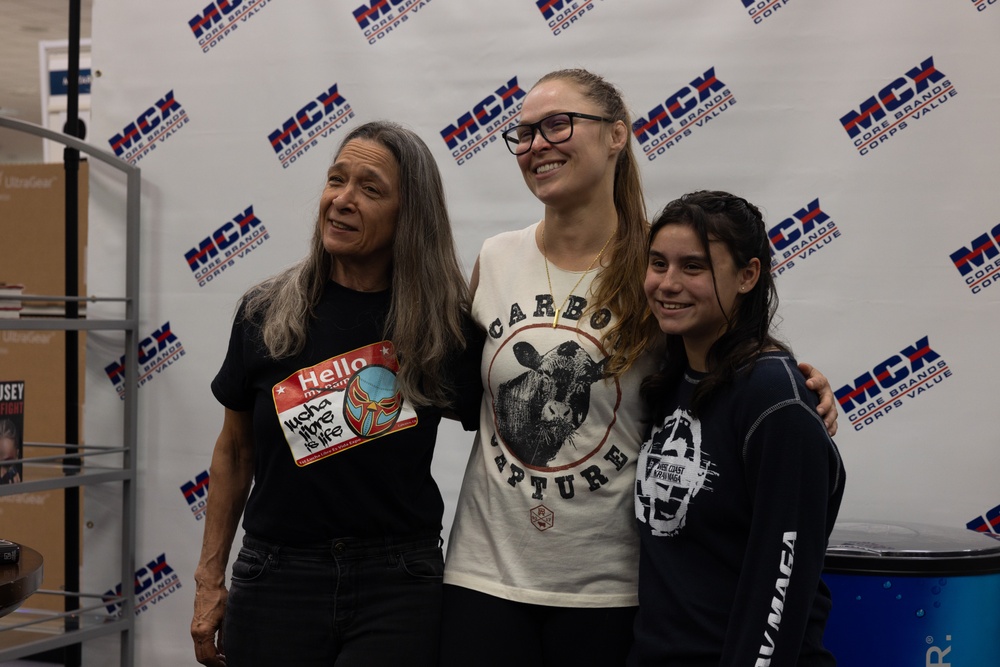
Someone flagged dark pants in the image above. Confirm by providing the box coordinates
[440,583,637,666]
[223,533,443,666]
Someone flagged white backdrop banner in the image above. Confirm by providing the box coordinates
[82,0,1000,663]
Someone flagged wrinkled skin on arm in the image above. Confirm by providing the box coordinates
[191,409,255,667]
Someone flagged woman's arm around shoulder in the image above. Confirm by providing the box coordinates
[797,361,838,436]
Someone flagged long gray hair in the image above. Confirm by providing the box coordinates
[243,121,471,408]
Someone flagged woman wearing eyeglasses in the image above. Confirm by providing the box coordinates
[440,69,838,665]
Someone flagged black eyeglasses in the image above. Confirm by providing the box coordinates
[501,112,615,155]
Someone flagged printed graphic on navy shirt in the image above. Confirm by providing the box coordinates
[635,407,712,536]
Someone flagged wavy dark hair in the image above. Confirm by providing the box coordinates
[640,190,788,422]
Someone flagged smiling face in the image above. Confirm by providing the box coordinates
[514,78,625,208]
[320,138,401,290]
[644,223,759,370]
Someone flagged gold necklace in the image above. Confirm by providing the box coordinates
[541,223,616,328]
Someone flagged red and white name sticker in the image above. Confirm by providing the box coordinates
[272,341,417,466]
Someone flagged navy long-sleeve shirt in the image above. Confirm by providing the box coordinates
[631,352,845,666]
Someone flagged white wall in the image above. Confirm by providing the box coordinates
[81,0,1000,663]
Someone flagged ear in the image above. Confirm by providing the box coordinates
[608,119,629,156]
[512,341,542,370]
[738,258,761,294]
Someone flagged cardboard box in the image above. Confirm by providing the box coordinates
[0,162,88,614]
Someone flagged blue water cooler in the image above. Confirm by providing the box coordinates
[822,521,1000,665]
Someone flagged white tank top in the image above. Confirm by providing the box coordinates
[445,223,657,607]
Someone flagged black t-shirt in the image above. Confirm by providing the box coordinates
[212,280,482,544]
[631,352,845,666]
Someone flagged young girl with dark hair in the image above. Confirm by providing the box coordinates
[631,191,845,666]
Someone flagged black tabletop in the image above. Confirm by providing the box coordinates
[0,544,43,618]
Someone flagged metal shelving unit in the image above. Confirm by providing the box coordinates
[0,115,140,667]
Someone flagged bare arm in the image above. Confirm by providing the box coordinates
[191,408,255,667]
[798,362,838,437]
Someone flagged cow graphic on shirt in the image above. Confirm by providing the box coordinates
[635,407,710,536]
[495,340,608,467]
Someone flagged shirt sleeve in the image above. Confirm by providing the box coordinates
[720,379,843,666]
[210,302,257,412]
[448,313,486,431]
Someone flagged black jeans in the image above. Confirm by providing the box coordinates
[440,583,637,666]
[223,533,444,666]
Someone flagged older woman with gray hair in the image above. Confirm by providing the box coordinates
[190,121,482,666]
